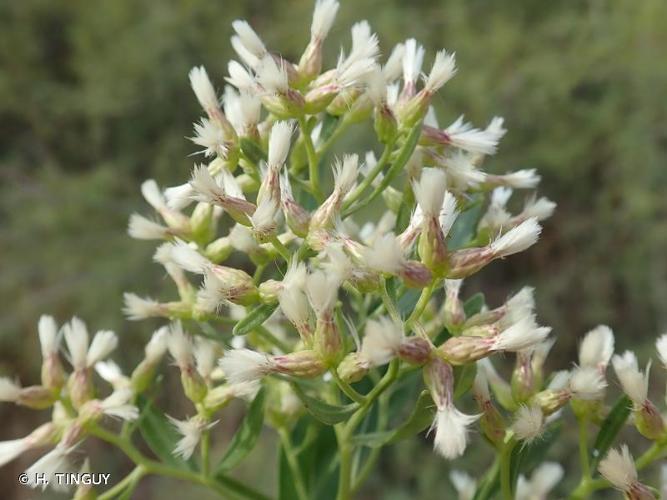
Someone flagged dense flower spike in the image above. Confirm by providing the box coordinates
[7,2,666,499]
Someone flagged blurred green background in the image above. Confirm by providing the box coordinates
[1,0,666,497]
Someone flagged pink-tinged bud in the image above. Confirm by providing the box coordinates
[473,371,506,447]
[598,445,655,500]
[327,88,363,116]
[399,260,433,288]
[529,389,570,416]
[634,400,665,441]
[443,280,465,328]
[181,365,208,404]
[374,104,398,144]
[511,351,537,404]
[398,337,432,364]
[198,267,259,310]
[41,355,65,394]
[438,336,492,365]
[16,385,56,410]
[68,369,94,410]
[446,247,493,278]
[274,350,327,378]
[309,155,359,231]
[261,89,306,118]
[280,172,311,237]
[337,353,370,383]
[189,165,256,226]
[306,271,343,365]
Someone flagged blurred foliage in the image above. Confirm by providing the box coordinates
[1,0,666,497]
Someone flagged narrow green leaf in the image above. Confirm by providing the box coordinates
[463,292,486,317]
[215,388,266,472]
[319,113,340,142]
[137,397,195,470]
[352,391,434,448]
[291,383,358,425]
[398,289,421,318]
[233,304,278,336]
[240,137,267,165]
[448,196,484,250]
[472,459,500,500]
[509,422,561,489]
[590,395,632,469]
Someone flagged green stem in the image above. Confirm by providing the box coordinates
[253,263,266,283]
[500,433,517,500]
[331,368,366,404]
[337,443,353,500]
[270,235,291,263]
[299,117,323,201]
[578,416,591,480]
[316,117,351,156]
[278,427,309,500]
[380,278,401,324]
[342,141,394,210]
[636,441,667,469]
[405,282,435,327]
[475,457,501,500]
[89,425,267,500]
[351,389,390,492]
[98,465,146,500]
[200,428,211,477]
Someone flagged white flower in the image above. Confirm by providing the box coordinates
[250,197,280,235]
[219,348,275,384]
[360,317,404,366]
[123,293,164,320]
[423,49,456,93]
[311,0,339,41]
[444,115,504,155]
[333,154,359,195]
[165,182,196,210]
[402,38,425,88]
[99,388,139,421]
[167,322,194,369]
[128,213,169,240]
[512,405,544,443]
[0,439,29,468]
[501,287,536,326]
[194,337,220,379]
[656,333,667,369]
[492,315,551,352]
[63,317,89,370]
[170,239,212,274]
[432,405,479,459]
[516,462,563,500]
[189,164,227,204]
[189,66,219,113]
[95,360,129,389]
[612,351,649,405]
[168,415,218,460]
[225,89,261,135]
[490,218,542,258]
[442,152,487,190]
[25,443,75,491]
[496,169,541,189]
[439,191,459,236]
[413,168,447,217]
[87,330,118,367]
[450,470,476,500]
[305,270,340,316]
[382,43,405,82]
[363,233,406,275]
[257,55,288,94]
[579,325,615,371]
[231,20,267,60]
[522,195,556,221]
[569,366,607,400]
[145,327,169,363]
[190,118,227,157]
[598,445,638,492]
[226,60,256,91]
[268,121,294,168]
[38,315,60,358]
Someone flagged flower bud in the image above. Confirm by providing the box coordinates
[205,236,233,263]
[374,104,398,144]
[306,271,343,365]
[397,337,432,365]
[337,353,370,383]
[190,202,216,242]
[473,371,506,447]
[443,279,465,329]
[259,279,282,304]
[16,385,57,410]
[68,370,94,410]
[274,350,327,378]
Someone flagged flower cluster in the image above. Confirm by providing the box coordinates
[2,1,667,498]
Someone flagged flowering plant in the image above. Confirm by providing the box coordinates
[2,1,667,499]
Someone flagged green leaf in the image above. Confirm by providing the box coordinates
[472,460,500,500]
[215,388,266,472]
[352,391,434,448]
[137,397,195,470]
[448,196,484,250]
[454,363,477,400]
[398,289,421,317]
[463,292,486,317]
[590,395,632,469]
[291,383,358,425]
[233,304,278,336]
[319,113,340,142]
[240,137,267,165]
[278,444,299,500]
